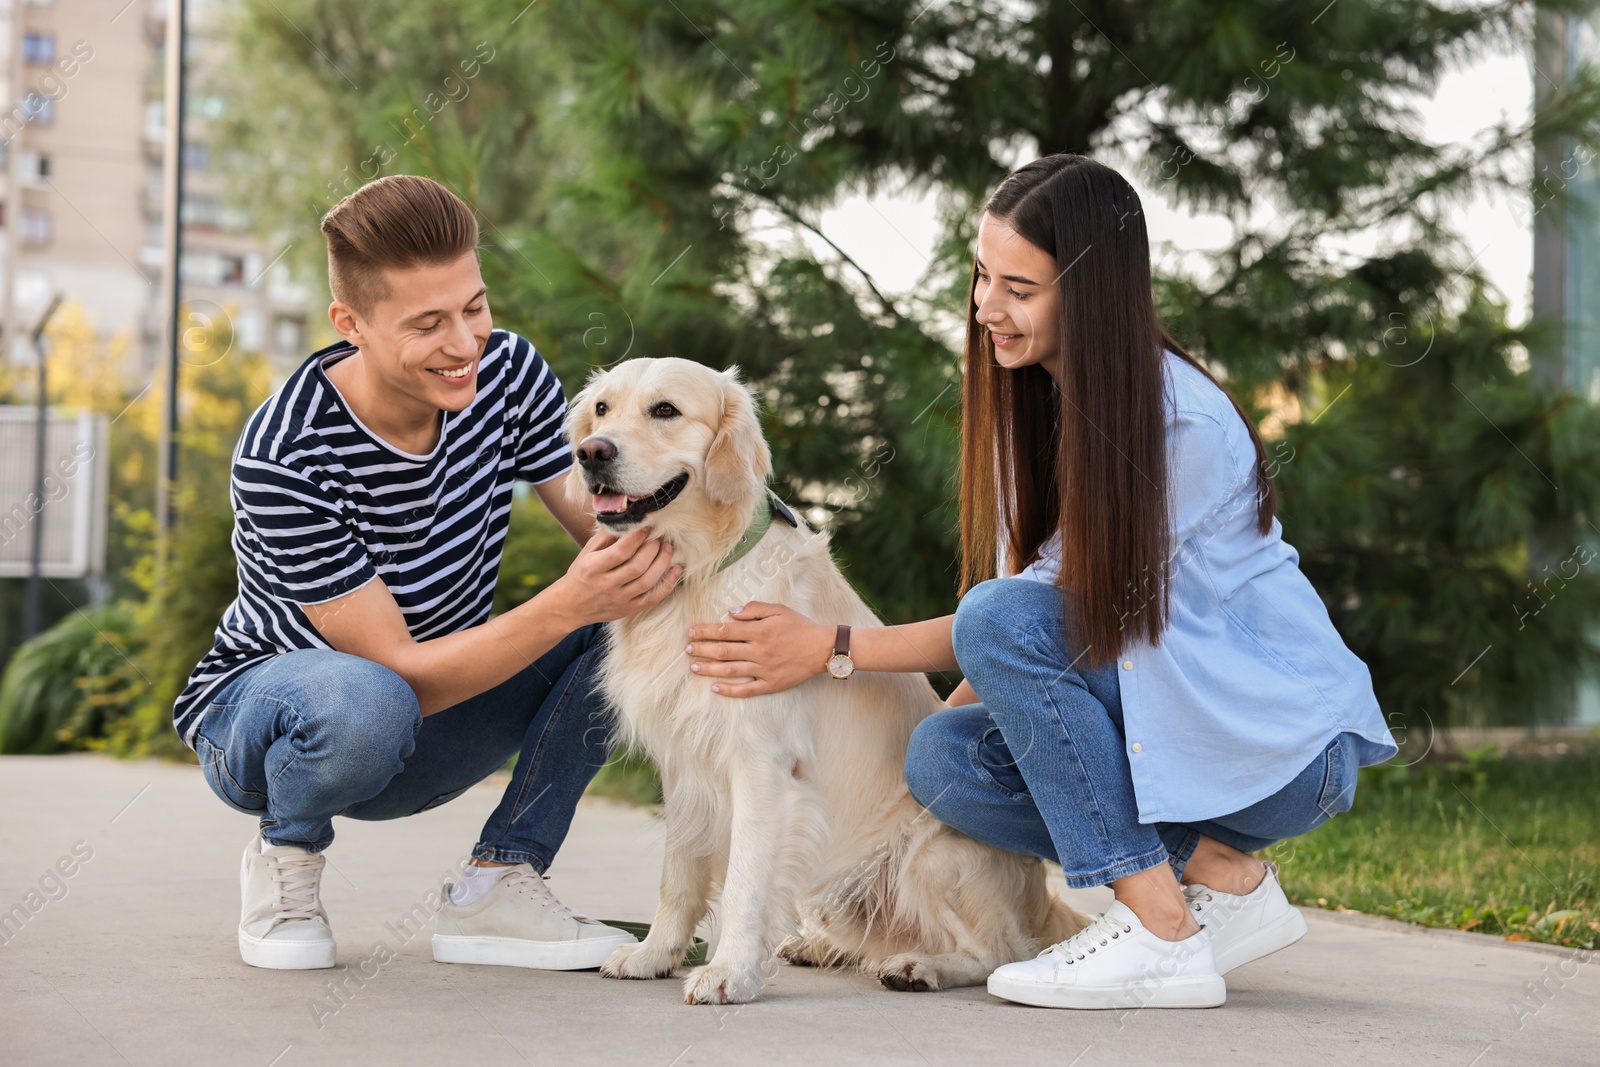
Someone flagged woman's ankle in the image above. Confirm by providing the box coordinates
[1120,895,1202,942]
[1110,866,1203,942]
[1182,853,1267,895]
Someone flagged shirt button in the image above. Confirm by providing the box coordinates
[1131,743,1143,753]
[1121,659,1133,670]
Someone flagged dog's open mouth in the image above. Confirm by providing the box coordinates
[589,472,690,526]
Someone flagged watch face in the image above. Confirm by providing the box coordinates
[826,654,853,679]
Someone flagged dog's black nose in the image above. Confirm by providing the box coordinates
[576,436,617,469]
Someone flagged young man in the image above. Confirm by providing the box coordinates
[174,174,682,971]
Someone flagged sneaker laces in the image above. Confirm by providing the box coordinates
[499,867,594,923]
[1043,910,1135,964]
[267,850,325,923]
[1182,882,1215,913]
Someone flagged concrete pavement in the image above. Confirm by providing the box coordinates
[1,754,1594,1066]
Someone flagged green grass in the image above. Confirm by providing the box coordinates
[1272,747,1600,950]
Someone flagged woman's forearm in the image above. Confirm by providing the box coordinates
[851,614,958,674]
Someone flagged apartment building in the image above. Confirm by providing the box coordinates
[0,0,308,381]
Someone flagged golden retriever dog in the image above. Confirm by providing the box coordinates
[564,357,1089,1005]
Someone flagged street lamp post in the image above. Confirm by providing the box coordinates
[155,0,188,553]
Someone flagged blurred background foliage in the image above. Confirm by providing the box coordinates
[8,0,1600,755]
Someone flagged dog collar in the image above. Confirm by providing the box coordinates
[715,489,799,573]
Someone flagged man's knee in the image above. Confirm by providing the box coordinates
[283,651,421,759]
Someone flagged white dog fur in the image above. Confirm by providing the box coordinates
[564,357,1090,1005]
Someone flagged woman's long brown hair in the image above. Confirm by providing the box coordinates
[959,154,1277,666]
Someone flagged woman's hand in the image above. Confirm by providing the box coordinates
[685,602,836,697]
[944,678,980,708]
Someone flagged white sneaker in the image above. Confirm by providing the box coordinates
[432,863,636,970]
[1182,860,1307,974]
[986,900,1225,1009]
[238,833,336,969]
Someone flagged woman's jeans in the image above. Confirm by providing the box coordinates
[190,623,612,870]
[905,579,1359,889]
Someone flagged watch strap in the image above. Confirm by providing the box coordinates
[833,624,851,657]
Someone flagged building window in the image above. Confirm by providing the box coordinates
[181,252,252,286]
[20,209,52,247]
[23,33,55,65]
[235,309,264,352]
[183,142,210,171]
[22,91,54,126]
[182,195,225,228]
[182,252,222,286]
[19,151,50,184]
[273,317,305,356]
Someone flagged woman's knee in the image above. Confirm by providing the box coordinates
[904,708,981,815]
[952,579,1012,671]
[904,714,951,812]
[952,577,1061,680]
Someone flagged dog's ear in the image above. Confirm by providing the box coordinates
[703,367,771,506]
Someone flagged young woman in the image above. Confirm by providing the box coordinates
[682,153,1397,1009]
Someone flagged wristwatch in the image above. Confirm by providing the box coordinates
[825,624,855,680]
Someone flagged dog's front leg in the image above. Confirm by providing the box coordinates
[682,760,792,1005]
[602,800,716,980]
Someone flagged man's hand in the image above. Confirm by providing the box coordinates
[684,601,835,698]
[546,526,683,626]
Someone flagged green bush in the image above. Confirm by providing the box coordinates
[0,603,145,754]
[585,747,664,807]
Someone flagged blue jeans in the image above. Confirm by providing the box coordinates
[191,623,612,869]
[905,579,1358,889]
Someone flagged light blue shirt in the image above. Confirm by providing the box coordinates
[1003,350,1398,824]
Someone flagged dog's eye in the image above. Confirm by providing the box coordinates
[651,402,680,419]
[595,400,608,417]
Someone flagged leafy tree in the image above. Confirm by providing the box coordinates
[215,0,1600,726]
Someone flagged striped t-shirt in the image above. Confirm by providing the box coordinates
[172,328,572,748]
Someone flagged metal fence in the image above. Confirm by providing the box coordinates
[0,406,108,579]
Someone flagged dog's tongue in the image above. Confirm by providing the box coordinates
[591,492,629,514]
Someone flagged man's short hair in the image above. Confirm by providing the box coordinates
[320,174,480,315]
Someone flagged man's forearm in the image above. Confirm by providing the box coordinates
[396,582,587,716]
[849,614,958,675]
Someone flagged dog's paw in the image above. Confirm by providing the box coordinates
[776,934,825,968]
[682,961,765,1004]
[600,939,683,980]
[877,954,944,993]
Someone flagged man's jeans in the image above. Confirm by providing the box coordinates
[191,623,611,870]
[905,579,1358,889]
